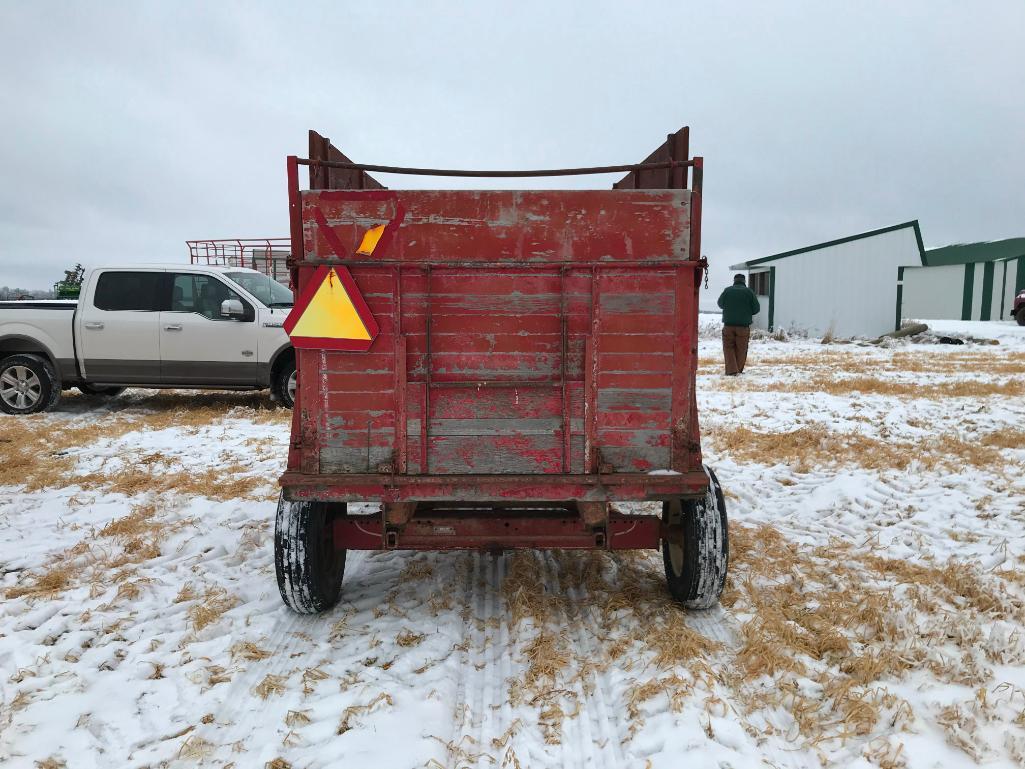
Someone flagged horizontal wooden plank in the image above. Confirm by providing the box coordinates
[597,429,671,448]
[430,314,561,336]
[598,313,676,334]
[322,391,397,412]
[600,293,674,315]
[597,334,677,354]
[597,273,677,293]
[597,372,673,389]
[597,410,671,429]
[429,418,561,436]
[427,435,563,474]
[320,446,394,474]
[598,445,670,472]
[429,386,562,419]
[302,189,692,265]
[597,388,672,412]
[598,352,673,373]
[430,352,562,380]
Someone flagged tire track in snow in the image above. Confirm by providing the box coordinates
[540,551,624,769]
[191,551,369,765]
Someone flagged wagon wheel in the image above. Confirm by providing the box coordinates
[274,492,347,614]
[662,465,729,609]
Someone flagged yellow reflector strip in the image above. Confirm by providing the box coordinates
[288,268,371,341]
[356,224,386,256]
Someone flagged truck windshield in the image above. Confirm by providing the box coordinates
[225,272,294,308]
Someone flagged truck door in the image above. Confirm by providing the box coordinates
[77,269,164,383]
[159,272,259,385]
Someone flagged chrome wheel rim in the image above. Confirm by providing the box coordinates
[1,366,42,410]
[286,370,297,403]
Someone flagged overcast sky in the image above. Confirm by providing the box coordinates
[1,1,1022,305]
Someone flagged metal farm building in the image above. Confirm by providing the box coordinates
[731,221,925,338]
[899,238,1025,323]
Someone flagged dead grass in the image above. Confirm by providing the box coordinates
[254,674,288,699]
[706,423,1013,474]
[6,564,74,600]
[230,641,272,662]
[285,709,311,728]
[337,693,394,735]
[748,350,1024,378]
[0,392,285,499]
[395,629,426,647]
[188,588,239,631]
[718,520,1025,750]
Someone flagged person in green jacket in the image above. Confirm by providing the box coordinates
[717,274,761,375]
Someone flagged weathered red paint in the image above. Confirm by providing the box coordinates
[332,512,663,551]
[282,127,706,552]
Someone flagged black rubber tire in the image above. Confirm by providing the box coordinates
[1016,307,1025,327]
[78,384,127,397]
[274,491,346,614]
[272,357,297,409]
[662,465,729,609]
[0,354,61,415]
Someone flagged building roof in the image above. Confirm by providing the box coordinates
[923,237,1025,266]
[730,220,925,271]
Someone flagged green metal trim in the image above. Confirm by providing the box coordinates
[895,266,905,331]
[961,263,975,321]
[925,237,1025,267]
[734,220,924,270]
[999,260,1008,318]
[980,262,995,321]
[768,266,776,331]
[1017,256,1025,294]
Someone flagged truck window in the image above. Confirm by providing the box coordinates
[225,271,294,308]
[93,271,163,312]
[169,273,247,320]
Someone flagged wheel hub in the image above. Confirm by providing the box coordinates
[1,366,42,409]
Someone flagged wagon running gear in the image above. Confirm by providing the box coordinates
[275,494,347,614]
[662,466,729,608]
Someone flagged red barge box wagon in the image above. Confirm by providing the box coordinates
[275,127,728,614]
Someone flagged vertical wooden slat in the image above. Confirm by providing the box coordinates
[560,267,570,472]
[584,268,601,472]
[393,265,407,473]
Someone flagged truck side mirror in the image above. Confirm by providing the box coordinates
[220,298,245,319]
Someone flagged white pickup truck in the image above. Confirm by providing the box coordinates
[0,264,296,415]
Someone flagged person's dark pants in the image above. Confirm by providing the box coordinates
[722,325,751,375]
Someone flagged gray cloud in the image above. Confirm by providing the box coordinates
[1,1,1022,305]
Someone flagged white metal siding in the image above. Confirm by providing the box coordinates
[1000,259,1019,319]
[969,264,984,320]
[901,264,966,321]
[769,227,920,338]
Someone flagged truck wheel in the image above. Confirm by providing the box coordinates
[78,384,127,398]
[1016,307,1025,327]
[275,492,346,614]
[0,354,61,415]
[662,466,729,609]
[272,359,297,409]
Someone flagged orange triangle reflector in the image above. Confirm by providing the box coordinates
[283,265,379,351]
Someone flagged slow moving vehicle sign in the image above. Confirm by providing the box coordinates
[283,264,379,351]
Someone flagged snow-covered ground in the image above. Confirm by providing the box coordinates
[2,321,1024,769]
